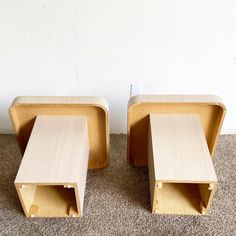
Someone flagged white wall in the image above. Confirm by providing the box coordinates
[0,0,236,133]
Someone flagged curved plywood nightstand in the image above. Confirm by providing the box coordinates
[127,95,226,215]
[9,96,109,218]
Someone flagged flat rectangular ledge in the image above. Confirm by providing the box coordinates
[148,114,217,215]
[15,116,89,217]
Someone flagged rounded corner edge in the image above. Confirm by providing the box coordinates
[8,97,22,125]
[128,95,143,112]
[12,96,25,105]
[212,95,226,113]
[95,97,109,114]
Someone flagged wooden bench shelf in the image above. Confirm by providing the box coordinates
[10,96,109,218]
[128,95,226,215]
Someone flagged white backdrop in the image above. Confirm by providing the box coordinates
[0,0,236,133]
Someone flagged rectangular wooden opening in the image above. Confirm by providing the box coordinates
[153,183,214,215]
[17,184,78,217]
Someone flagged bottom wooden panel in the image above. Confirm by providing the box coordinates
[15,116,89,217]
[148,114,217,215]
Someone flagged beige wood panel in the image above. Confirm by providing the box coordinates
[148,114,217,215]
[9,96,109,169]
[128,95,225,166]
[150,114,217,182]
[15,116,89,217]
[13,96,109,107]
[129,94,225,105]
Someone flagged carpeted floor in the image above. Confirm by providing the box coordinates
[0,134,235,236]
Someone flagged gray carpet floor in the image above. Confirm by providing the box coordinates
[0,134,235,236]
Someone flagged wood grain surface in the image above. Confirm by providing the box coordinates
[15,116,89,217]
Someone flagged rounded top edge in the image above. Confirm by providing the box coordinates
[10,96,109,113]
[128,94,226,112]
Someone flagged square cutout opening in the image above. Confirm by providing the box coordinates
[17,185,79,217]
[154,183,214,215]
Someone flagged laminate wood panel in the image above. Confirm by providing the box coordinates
[148,114,217,215]
[150,114,217,182]
[15,116,89,217]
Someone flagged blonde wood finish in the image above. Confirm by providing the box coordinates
[15,116,89,217]
[9,96,109,169]
[150,114,217,182]
[148,114,217,215]
[128,95,225,166]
